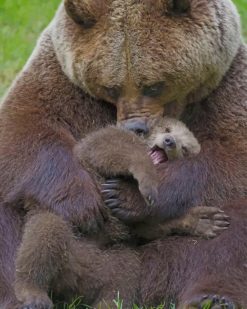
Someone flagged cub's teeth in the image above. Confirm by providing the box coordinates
[153,158,160,165]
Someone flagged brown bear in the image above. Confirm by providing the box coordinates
[0,0,246,308]
[14,118,229,309]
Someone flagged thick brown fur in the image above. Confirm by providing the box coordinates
[0,0,247,308]
[15,123,229,308]
[15,205,230,309]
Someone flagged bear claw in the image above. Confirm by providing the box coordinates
[184,294,237,309]
[145,195,155,207]
[102,179,122,210]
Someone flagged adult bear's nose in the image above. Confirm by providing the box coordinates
[122,119,149,135]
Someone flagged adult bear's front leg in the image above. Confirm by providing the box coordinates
[0,115,106,233]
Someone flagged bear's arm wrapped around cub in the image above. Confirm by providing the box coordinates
[1,110,105,232]
[103,140,246,223]
[74,126,159,203]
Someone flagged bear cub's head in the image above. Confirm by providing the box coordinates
[147,117,201,164]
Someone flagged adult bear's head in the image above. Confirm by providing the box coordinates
[52,0,241,134]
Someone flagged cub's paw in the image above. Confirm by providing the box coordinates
[102,178,151,223]
[190,206,230,239]
[182,294,237,308]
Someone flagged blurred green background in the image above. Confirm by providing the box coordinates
[0,0,246,98]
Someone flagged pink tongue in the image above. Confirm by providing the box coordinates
[149,149,168,165]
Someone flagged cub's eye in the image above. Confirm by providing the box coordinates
[104,87,121,101]
[182,145,189,157]
[142,82,165,98]
[167,0,191,15]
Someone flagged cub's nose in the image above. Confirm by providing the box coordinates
[122,119,149,135]
[164,136,176,148]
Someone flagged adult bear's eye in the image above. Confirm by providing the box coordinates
[76,17,96,29]
[167,0,191,16]
[142,82,165,98]
[64,0,97,29]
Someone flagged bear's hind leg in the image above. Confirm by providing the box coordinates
[70,243,140,308]
[15,212,73,309]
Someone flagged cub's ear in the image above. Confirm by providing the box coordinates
[64,0,97,28]
[167,0,191,15]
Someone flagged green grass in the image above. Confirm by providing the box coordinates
[52,293,219,309]
[0,0,60,97]
[237,0,247,37]
[0,0,247,98]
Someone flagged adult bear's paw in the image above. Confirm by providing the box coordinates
[102,178,152,223]
[181,294,238,309]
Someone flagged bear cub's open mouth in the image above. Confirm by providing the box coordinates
[149,145,168,165]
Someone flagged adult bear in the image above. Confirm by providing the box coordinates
[0,0,247,308]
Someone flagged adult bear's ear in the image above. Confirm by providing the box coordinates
[64,0,97,28]
[167,0,191,15]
